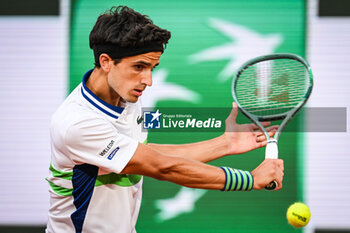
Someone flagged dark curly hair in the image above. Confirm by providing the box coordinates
[89,6,171,67]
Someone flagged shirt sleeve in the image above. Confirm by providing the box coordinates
[64,116,139,174]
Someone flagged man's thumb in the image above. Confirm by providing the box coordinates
[229,102,238,121]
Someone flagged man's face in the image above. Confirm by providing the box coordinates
[107,51,161,103]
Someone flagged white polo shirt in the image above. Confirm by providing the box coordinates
[46,69,147,233]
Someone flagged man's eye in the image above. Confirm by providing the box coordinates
[134,65,143,71]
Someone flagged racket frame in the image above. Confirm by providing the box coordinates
[232,53,313,141]
[232,53,313,190]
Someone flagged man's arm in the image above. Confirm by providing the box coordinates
[148,103,278,163]
[148,135,229,163]
[121,142,284,191]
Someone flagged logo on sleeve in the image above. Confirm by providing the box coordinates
[107,147,120,160]
[99,140,115,156]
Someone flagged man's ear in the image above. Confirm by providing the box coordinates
[99,53,113,72]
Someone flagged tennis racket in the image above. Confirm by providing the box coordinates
[232,53,313,190]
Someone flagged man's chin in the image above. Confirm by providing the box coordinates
[124,96,139,103]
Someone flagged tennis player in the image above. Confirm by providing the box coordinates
[46,6,284,233]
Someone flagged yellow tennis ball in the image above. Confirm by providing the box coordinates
[286,202,311,228]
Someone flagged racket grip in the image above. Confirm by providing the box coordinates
[265,139,278,190]
[265,181,278,190]
[265,139,278,159]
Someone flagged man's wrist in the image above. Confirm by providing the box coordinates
[220,166,254,191]
[220,134,234,156]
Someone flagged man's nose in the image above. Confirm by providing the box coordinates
[141,72,153,86]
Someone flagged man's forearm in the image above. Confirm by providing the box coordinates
[122,143,254,191]
[148,134,229,163]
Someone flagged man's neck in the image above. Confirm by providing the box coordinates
[85,68,121,107]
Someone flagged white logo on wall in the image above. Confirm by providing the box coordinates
[189,18,283,81]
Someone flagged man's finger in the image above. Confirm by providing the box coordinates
[267,127,278,137]
[230,102,239,122]
[256,134,265,142]
[226,102,239,126]
[260,121,271,127]
[251,121,272,130]
[257,140,267,147]
[277,159,284,171]
[253,125,278,134]
[267,125,279,132]
[275,169,284,191]
[251,124,258,130]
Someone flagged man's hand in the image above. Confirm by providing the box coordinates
[251,159,284,190]
[223,102,278,155]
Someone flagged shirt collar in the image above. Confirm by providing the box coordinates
[81,69,124,119]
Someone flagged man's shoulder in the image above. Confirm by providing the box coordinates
[50,101,111,151]
[50,86,105,134]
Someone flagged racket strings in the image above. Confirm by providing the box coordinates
[235,59,310,117]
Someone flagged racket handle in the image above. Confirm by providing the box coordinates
[265,139,278,190]
[265,139,278,159]
[265,181,278,190]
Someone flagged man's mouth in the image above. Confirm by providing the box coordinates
[133,88,144,97]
